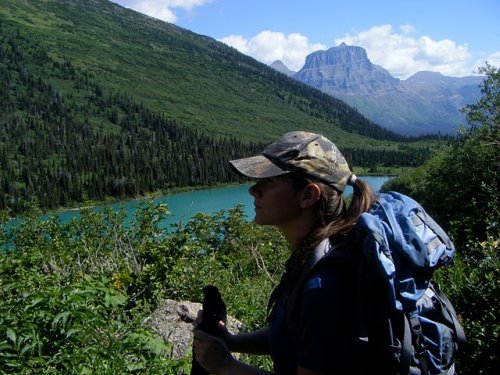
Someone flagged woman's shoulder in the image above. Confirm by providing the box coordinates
[322,235,358,263]
[301,236,357,286]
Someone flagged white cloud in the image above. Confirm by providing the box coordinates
[120,0,213,23]
[218,35,249,54]
[399,24,415,34]
[219,24,484,78]
[219,31,326,72]
[478,51,500,70]
[334,24,474,79]
[111,3,495,78]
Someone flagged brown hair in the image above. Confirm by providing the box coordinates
[282,172,376,293]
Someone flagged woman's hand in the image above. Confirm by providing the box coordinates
[193,330,236,374]
[194,309,234,346]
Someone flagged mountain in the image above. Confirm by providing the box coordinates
[270,60,296,77]
[0,0,434,213]
[292,43,482,135]
[0,0,403,145]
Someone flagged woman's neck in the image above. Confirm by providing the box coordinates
[280,220,315,251]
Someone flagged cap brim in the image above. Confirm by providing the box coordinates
[229,155,289,179]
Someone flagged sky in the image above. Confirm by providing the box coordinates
[111,0,500,79]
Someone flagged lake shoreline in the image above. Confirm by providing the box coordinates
[7,175,394,222]
[10,182,241,219]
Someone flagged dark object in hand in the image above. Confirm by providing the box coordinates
[191,285,227,375]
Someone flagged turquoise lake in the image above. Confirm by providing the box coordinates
[41,175,392,229]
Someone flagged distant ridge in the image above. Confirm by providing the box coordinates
[270,60,296,77]
[271,43,482,135]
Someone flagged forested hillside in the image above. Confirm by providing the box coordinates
[0,0,402,143]
[0,0,438,213]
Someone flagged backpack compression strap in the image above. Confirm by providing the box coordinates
[431,283,467,352]
[404,284,466,375]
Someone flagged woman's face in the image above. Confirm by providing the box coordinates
[248,175,305,229]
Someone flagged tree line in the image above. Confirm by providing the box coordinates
[0,29,431,214]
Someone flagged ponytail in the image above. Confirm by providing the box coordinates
[278,174,376,295]
[344,177,376,232]
[308,176,375,245]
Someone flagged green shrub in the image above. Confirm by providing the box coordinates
[383,64,500,375]
[0,270,189,374]
[0,202,191,374]
[1,201,287,373]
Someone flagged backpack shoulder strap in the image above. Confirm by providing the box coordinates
[284,237,352,344]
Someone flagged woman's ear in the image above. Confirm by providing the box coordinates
[300,183,321,208]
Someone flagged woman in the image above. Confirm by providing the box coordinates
[193,131,376,375]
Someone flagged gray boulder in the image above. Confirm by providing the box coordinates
[148,299,247,360]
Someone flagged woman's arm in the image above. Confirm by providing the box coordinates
[226,327,270,355]
[193,330,273,375]
[194,330,332,375]
[194,307,270,355]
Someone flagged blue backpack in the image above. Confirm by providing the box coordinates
[286,192,466,374]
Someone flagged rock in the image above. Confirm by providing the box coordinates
[147,299,247,360]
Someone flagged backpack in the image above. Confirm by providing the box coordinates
[286,191,466,375]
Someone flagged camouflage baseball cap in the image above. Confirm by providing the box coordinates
[229,131,353,192]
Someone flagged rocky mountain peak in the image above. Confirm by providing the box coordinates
[304,43,371,69]
[295,43,399,95]
[270,60,296,77]
[292,44,482,135]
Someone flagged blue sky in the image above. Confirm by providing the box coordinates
[111,0,500,79]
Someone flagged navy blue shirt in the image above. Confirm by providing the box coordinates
[268,252,359,374]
